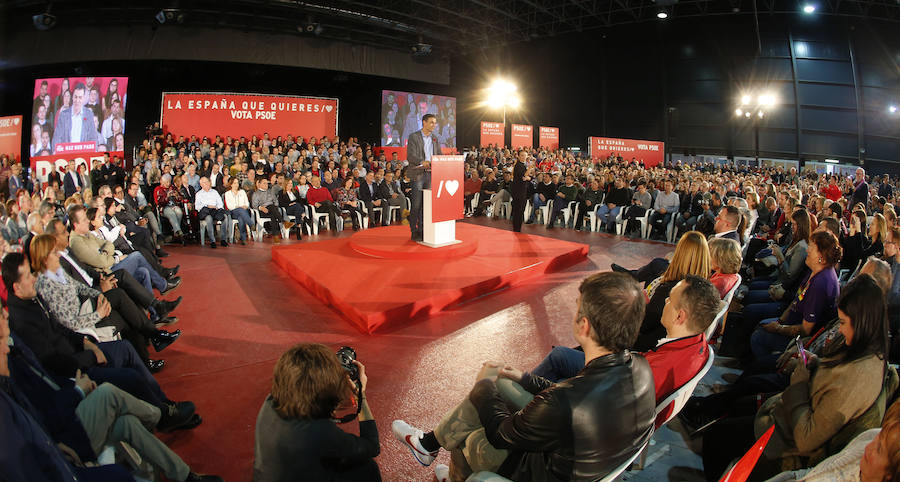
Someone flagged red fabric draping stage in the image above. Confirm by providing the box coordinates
[272,224,589,333]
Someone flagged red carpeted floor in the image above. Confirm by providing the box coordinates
[151,218,672,481]
[271,224,589,333]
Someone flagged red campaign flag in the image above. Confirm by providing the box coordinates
[510,124,533,149]
[161,92,338,141]
[588,136,665,167]
[539,126,559,150]
[720,425,775,482]
[0,115,23,163]
[480,121,504,148]
[430,155,464,222]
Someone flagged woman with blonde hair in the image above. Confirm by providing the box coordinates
[635,231,710,351]
[709,237,742,298]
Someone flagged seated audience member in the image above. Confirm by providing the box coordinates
[225,177,255,245]
[79,206,178,296]
[648,180,680,240]
[576,178,604,231]
[377,170,405,223]
[306,175,342,232]
[111,184,160,257]
[277,178,306,234]
[526,172,555,224]
[546,174,579,228]
[252,176,294,241]
[681,258,893,435]
[392,272,656,482]
[154,174,186,241]
[703,274,894,480]
[334,177,364,231]
[195,177,231,248]
[748,230,841,364]
[358,171,387,227]
[3,251,197,427]
[31,234,177,365]
[765,398,900,481]
[622,181,652,236]
[254,343,379,481]
[530,275,720,424]
[1,310,222,482]
[612,206,742,283]
[463,171,483,215]
[102,198,172,278]
[745,209,811,305]
[634,231,711,351]
[595,177,630,232]
[708,237,742,297]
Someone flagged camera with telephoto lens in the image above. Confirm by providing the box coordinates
[336,346,358,382]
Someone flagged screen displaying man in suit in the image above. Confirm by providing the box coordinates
[406,114,440,241]
[51,82,98,151]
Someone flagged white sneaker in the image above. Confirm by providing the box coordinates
[392,419,437,466]
[434,463,450,482]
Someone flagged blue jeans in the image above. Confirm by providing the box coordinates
[198,207,230,243]
[751,322,793,360]
[113,252,166,293]
[649,211,673,236]
[744,289,774,304]
[595,204,621,230]
[531,346,585,382]
[741,301,784,326]
[528,193,546,222]
[230,208,254,241]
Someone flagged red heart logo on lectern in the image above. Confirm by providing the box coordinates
[445,180,459,196]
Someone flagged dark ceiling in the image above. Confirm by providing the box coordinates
[3,0,900,57]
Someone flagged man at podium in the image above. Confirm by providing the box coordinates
[406,114,440,241]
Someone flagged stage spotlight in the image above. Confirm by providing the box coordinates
[735,108,743,116]
[657,11,668,19]
[32,13,57,31]
[890,105,898,114]
[803,4,816,13]
[758,93,776,106]
[155,10,166,24]
[508,95,522,109]
[758,111,765,118]
[741,95,751,105]
[744,111,752,118]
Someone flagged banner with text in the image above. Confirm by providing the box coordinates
[0,115,23,162]
[511,124,533,149]
[539,126,559,150]
[480,121,504,148]
[589,136,665,167]
[161,92,339,141]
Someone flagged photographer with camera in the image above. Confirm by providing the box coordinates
[254,344,380,482]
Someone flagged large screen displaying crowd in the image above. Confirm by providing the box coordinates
[380,90,456,150]
[29,76,128,158]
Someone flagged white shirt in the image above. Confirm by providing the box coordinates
[70,109,83,142]
[59,249,93,286]
[195,188,224,209]
[224,189,249,210]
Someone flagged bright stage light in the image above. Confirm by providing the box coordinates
[484,78,520,111]
[735,108,743,116]
[657,11,668,19]
[758,93,775,106]
[508,95,522,109]
[741,95,751,105]
[803,4,816,13]
[744,111,752,118]
[758,111,765,118]
[890,105,898,114]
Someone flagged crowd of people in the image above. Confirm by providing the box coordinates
[2,128,900,481]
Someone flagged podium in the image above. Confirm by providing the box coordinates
[420,155,465,248]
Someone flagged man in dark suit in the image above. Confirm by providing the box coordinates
[358,171,388,227]
[51,82,98,150]
[406,113,440,241]
[62,159,83,198]
[209,163,226,194]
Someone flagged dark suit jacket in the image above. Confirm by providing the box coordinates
[62,170,82,198]
[377,180,400,200]
[511,161,528,199]
[406,130,440,177]
[209,171,226,193]
[60,252,153,308]
[358,181,380,203]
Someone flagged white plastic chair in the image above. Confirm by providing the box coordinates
[198,218,222,245]
[307,204,332,235]
[561,201,578,228]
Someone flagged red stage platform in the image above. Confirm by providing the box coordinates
[271,224,589,333]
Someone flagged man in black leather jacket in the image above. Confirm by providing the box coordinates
[393,272,656,481]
